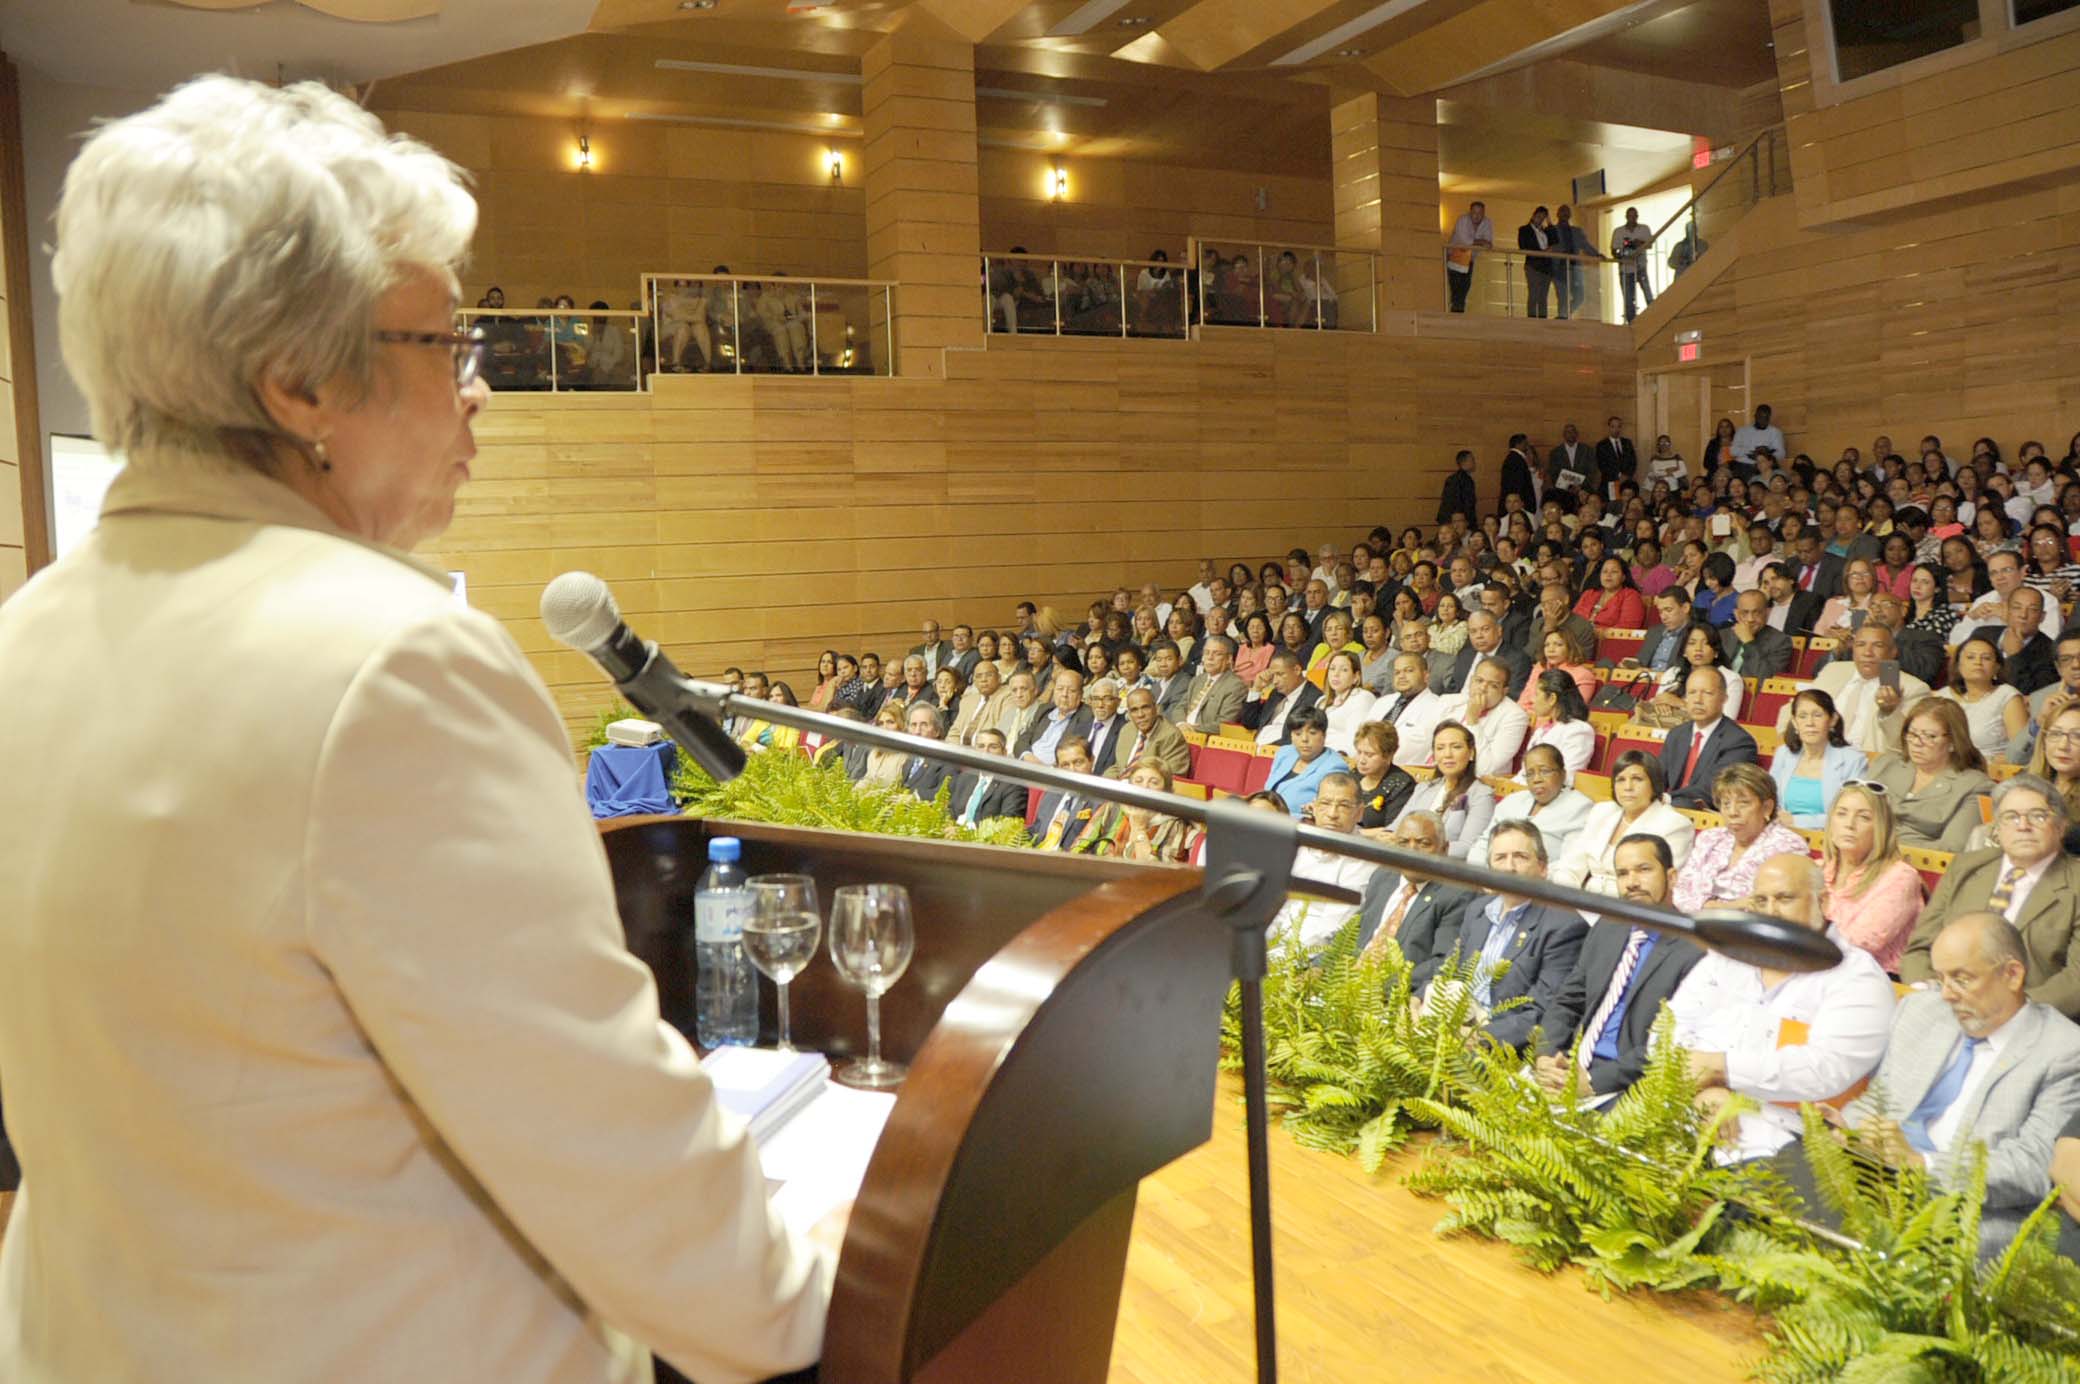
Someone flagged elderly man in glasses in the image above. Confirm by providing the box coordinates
[1899,774,2080,1019]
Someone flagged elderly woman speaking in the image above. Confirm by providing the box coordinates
[0,80,829,1383]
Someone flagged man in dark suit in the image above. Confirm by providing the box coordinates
[1547,421,1591,505]
[945,624,981,682]
[1790,530,1845,602]
[1354,810,1476,985]
[1997,588,2059,695]
[1535,835,1707,1098]
[1082,679,1130,777]
[1721,591,1794,681]
[1437,448,1478,525]
[1236,653,1323,747]
[1437,609,1531,697]
[1636,587,1695,673]
[1658,665,1758,810]
[1760,562,1823,638]
[946,727,1029,828]
[1028,736,1101,851]
[908,620,955,678]
[1015,668,1095,764]
[1498,434,1538,516]
[1593,415,1637,495]
[900,702,956,802]
[1428,819,1589,1053]
[1480,583,1530,656]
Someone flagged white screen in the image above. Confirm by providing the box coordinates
[48,435,124,560]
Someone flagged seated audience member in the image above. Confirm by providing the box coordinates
[1761,562,1824,637]
[1535,835,1709,1098]
[1175,634,1249,734]
[1811,558,1879,639]
[1355,811,1476,981]
[1636,586,1697,672]
[1822,782,1925,974]
[900,703,954,801]
[1029,736,1101,851]
[946,728,1029,827]
[829,707,870,780]
[1770,688,1868,827]
[1016,668,1094,765]
[1390,722,1495,860]
[1374,651,1449,768]
[1519,627,1599,714]
[1264,708,1349,818]
[948,659,1009,746]
[1992,586,2058,697]
[1425,821,1588,1051]
[1958,548,2063,644]
[1644,621,1747,723]
[1111,644,1150,693]
[1899,775,2080,1018]
[1470,744,1596,867]
[1233,615,1278,687]
[1905,561,1958,642]
[1437,656,1529,777]
[1522,582,1596,663]
[1238,652,1323,747]
[1671,763,1808,912]
[996,669,1045,750]
[1551,751,1696,897]
[898,655,935,708]
[1660,665,1758,810]
[1574,556,1645,630]
[930,665,966,721]
[1357,613,1398,695]
[1020,637,1056,696]
[1855,591,1946,689]
[1672,853,1895,1161]
[1319,651,1378,755]
[870,658,907,715]
[857,702,910,786]
[1938,635,2027,763]
[1862,696,1996,851]
[806,650,843,711]
[1524,668,1597,781]
[2029,700,2080,822]
[1694,551,1740,625]
[1350,722,1418,840]
[1837,914,2080,1258]
[1799,622,1929,756]
[1147,639,1191,718]
[1721,590,1794,681]
[1082,678,1129,773]
[1439,609,1531,698]
[1080,760,1195,864]
[1306,610,1363,676]
[2006,629,2080,765]
[1394,619,1456,690]
[1274,772,1380,948]
[1107,687,1191,779]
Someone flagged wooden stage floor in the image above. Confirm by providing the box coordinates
[1108,1081,1764,1383]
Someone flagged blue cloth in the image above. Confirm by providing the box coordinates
[1264,746,1351,817]
[1902,1036,1983,1154]
[1783,774,1825,823]
[1768,742,1867,827]
[1694,588,1739,626]
[1590,931,1657,1063]
[585,741,678,819]
[1473,897,1533,1008]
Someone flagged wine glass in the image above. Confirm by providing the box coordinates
[828,883,915,1088]
[745,874,821,1052]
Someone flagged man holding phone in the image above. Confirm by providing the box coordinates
[1790,622,1928,756]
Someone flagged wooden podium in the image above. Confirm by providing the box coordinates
[600,815,1233,1384]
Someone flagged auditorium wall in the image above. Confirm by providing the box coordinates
[421,317,1635,736]
[0,53,45,601]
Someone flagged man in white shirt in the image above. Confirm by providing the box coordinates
[1732,525,1778,591]
[1437,657,1529,777]
[1445,199,1495,314]
[1958,549,2064,642]
[1373,652,1447,768]
[1728,404,1787,471]
[1671,854,1896,1162]
[1275,772,1380,950]
[1794,623,1927,756]
[1187,559,1216,616]
[1609,207,1654,322]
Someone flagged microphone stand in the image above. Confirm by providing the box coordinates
[653,681,1842,1384]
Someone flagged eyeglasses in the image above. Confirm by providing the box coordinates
[1903,729,1949,746]
[2045,728,2080,745]
[372,327,487,390]
[1997,809,2057,828]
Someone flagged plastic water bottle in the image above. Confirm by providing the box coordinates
[694,837,758,1049]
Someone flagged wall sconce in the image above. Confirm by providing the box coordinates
[1048,165,1068,202]
[575,134,592,171]
[827,149,843,184]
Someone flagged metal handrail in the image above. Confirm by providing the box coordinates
[985,251,1183,271]
[641,271,898,290]
[1186,236,1379,334]
[1648,123,1786,250]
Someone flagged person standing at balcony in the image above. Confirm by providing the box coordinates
[1551,205,1594,318]
[1517,206,1556,319]
[1438,448,1479,526]
[1445,199,1494,313]
[1611,206,1655,322]
[1594,415,1638,496]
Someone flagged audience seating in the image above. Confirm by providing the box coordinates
[1192,740,1256,794]
[1481,774,1525,796]
[1902,846,1954,894]
[1991,761,2024,781]
[1794,639,1837,677]
[1749,724,1784,756]
[1603,725,1667,773]
[1025,788,1042,828]
[1239,756,1274,794]
[1674,807,1723,831]
[1748,677,1804,727]
[1218,722,1250,740]
[1173,780,1212,801]
[1575,771,1613,801]
[1595,628,1647,663]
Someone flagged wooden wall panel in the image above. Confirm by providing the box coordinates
[425,322,1633,738]
[0,51,45,602]
[1639,182,2080,466]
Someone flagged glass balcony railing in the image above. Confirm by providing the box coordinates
[982,255,1190,338]
[1189,240,1377,333]
[460,308,646,392]
[645,274,892,377]
[1440,245,1615,322]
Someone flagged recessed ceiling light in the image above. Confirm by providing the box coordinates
[679,0,716,9]
[1336,47,1364,57]
[1116,15,1150,26]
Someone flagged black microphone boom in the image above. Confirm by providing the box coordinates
[539,572,747,782]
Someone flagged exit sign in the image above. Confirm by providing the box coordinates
[1678,342,1701,362]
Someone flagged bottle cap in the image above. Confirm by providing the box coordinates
[708,836,741,863]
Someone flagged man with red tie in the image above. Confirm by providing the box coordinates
[1659,665,1757,810]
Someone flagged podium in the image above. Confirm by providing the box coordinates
[600,815,1234,1384]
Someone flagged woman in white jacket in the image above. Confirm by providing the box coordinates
[1549,749,1696,897]
[0,77,829,1384]
[1469,744,1597,867]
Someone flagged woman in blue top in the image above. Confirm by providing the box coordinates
[1693,550,1740,625]
[1770,688,1867,827]
[1264,708,1349,818]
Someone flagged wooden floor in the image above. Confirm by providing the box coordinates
[1109,1081,1764,1383]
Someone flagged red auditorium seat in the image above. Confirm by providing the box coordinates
[1747,677,1803,728]
[1795,639,1837,678]
[1606,725,1668,770]
[1240,754,1275,794]
[1596,628,1647,664]
[1025,787,1042,828]
[1193,743,1253,793]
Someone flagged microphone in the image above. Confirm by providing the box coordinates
[540,572,747,783]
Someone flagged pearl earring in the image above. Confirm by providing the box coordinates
[312,437,332,473]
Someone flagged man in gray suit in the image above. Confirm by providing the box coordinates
[1105,688,1191,779]
[1354,811,1476,984]
[1422,819,1587,1052]
[1174,635,1249,734]
[1841,913,2080,1256]
[908,619,955,677]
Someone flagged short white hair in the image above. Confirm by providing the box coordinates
[54,76,476,464]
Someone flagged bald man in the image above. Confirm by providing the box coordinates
[1668,855,1895,1162]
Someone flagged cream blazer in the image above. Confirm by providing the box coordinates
[0,453,830,1384]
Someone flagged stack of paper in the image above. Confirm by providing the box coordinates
[702,1047,833,1146]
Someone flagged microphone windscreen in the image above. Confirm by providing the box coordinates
[541,572,621,653]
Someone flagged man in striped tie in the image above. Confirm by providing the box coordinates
[1532,834,1707,1099]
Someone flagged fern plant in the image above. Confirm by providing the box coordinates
[671,747,1031,848]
